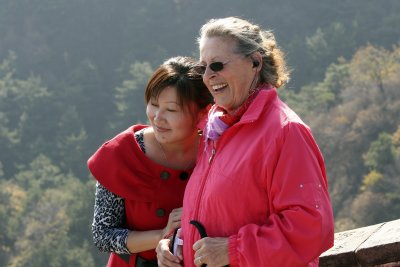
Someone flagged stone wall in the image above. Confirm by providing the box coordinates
[319,219,400,266]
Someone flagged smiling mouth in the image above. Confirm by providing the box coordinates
[154,126,169,132]
[211,83,228,92]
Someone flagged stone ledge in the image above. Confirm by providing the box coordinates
[319,219,400,267]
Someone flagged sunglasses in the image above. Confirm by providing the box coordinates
[194,60,230,75]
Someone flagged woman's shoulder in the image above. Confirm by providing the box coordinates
[88,125,148,169]
[113,124,148,141]
[263,94,309,129]
[98,124,148,151]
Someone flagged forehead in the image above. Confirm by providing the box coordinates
[153,86,178,102]
[153,85,194,110]
[199,36,237,61]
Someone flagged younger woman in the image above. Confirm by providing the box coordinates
[88,56,213,267]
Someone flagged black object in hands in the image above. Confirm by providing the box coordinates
[190,220,208,238]
[190,220,229,267]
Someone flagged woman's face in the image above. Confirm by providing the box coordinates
[146,86,199,145]
[199,36,256,114]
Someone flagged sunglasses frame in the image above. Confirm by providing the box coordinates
[195,60,230,75]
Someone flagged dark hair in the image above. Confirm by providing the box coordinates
[198,17,290,88]
[145,56,213,112]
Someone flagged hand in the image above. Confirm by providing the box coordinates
[161,207,182,239]
[193,237,229,267]
[156,238,182,267]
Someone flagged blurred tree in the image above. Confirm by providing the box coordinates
[280,58,350,118]
[284,44,400,230]
[3,155,99,266]
[349,44,398,101]
[361,170,384,192]
[305,22,356,83]
[0,52,51,177]
[110,61,153,133]
[59,59,112,149]
[350,191,390,226]
[54,106,88,176]
[0,180,26,266]
[363,132,395,172]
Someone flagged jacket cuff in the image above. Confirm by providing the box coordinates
[228,234,239,266]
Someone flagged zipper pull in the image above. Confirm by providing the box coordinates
[208,148,216,164]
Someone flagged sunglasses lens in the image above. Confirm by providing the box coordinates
[194,65,206,75]
[209,62,224,72]
[194,62,225,75]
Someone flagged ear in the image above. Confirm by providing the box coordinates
[250,52,263,71]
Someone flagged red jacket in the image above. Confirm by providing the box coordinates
[88,125,190,267]
[181,88,334,267]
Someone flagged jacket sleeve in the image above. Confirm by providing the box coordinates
[228,122,334,267]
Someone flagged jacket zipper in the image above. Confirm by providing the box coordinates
[208,142,216,164]
[188,104,258,260]
[188,124,243,257]
[190,140,216,247]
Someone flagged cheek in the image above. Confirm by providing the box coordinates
[146,105,154,120]
[202,77,213,92]
[231,79,248,98]
[174,113,193,128]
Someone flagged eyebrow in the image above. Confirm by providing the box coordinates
[200,56,223,63]
[151,98,179,104]
[155,100,180,106]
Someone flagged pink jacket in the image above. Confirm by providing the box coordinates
[181,88,334,267]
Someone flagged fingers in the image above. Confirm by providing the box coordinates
[193,238,205,267]
[165,208,182,234]
[194,256,204,267]
[192,237,205,252]
[170,207,183,214]
[169,208,182,222]
[156,239,182,267]
[192,237,230,267]
[165,219,180,235]
[157,254,182,267]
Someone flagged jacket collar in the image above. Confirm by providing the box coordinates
[237,87,278,125]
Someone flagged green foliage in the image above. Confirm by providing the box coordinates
[1,155,97,266]
[304,22,356,82]
[0,180,26,266]
[54,106,88,175]
[350,191,391,226]
[111,61,153,132]
[279,58,351,119]
[284,44,400,231]
[0,52,52,176]
[363,132,395,171]
[0,161,4,178]
[362,170,383,191]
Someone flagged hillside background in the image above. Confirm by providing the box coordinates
[0,1,399,266]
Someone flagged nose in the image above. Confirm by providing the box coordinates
[203,65,214,76]
[153,109,164,122]
[203,67,217,80]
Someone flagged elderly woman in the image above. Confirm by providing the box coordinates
[157,17,334,267]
